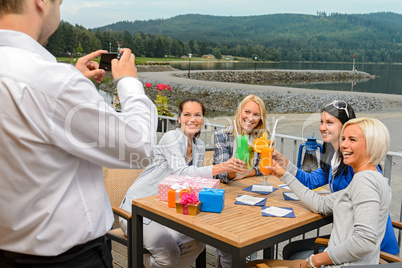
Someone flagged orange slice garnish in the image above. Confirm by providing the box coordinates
[252,132,271,153]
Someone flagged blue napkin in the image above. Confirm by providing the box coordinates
[283,192,300,201]
[234,195,267,206]
[243,185,278,195]
[261,206,295,218]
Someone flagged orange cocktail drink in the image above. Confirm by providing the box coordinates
[252,132,273,185]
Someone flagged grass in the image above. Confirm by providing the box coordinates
[56,55,252,65]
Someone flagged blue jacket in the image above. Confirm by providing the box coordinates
[294,164,399,255]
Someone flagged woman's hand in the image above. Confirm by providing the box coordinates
[272,149,290,169]
[299,259,308,268]
[265,160,286,178]
[75,50,107,83]
[212,157,246,177]
[223,157,246,174]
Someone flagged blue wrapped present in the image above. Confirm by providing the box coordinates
[199,188,225,213]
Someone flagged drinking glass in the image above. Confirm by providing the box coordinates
[258,146,273,186]
[235,134,249,175]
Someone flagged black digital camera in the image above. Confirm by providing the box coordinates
[99,52,122,71]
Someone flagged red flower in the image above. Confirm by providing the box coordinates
[145,82,152,88]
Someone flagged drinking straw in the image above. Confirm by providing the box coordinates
[233,120,239,135]
[270,119,279,147]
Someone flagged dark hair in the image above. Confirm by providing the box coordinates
[320,100,356,179]
[177,98,206,140]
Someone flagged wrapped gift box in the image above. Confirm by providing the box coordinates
[199,188,225,213]
[158,175,220,201]
[175,200,202,215]
[168,187,191,208]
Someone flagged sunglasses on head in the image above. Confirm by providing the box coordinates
[326,100,349,118]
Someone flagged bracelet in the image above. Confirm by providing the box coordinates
[306,254,317,268]
[113,75,137,84]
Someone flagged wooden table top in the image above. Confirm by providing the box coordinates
[132,175,331,248]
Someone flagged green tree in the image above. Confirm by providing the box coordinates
[213,48,222,59]
[76,42,84,55]
[154,37,166,58]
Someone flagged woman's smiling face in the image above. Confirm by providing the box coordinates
[178,101,203,137]
[240,101,261,134]
[319,111,343,148]
[340,124,369,172]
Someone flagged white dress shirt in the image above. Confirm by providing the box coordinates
[0,30,157,256]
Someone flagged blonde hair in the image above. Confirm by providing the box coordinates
[341,117,390,166]
[231,94,268,139]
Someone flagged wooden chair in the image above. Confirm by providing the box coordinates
[103,167,148,268]
[103,166,207,267]
[202,148,215,167]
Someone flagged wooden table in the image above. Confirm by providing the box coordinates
[131,176,333,268]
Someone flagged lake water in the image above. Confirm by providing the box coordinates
[170,62,402,95]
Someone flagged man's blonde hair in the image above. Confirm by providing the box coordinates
[341,117,390,166]
[0,0,26,16]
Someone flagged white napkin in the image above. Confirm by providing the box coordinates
[236,195,265,205]
[262,206,292,217]
[278,184,291,190]
[251,185,273,192]
[283,192,300,200]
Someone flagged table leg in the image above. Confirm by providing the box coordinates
[131,205,143,268]
[195,247,206,268]
[231,250,247,268]
[263,246,274,259]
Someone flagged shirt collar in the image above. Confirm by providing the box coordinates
[0,30,57,63]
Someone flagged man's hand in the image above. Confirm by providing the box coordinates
[112,48,137,80]
[75,50,108,83]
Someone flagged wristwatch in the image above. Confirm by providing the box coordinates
[306,254,317,268]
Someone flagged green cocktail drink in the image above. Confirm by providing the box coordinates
[235,135,250,174]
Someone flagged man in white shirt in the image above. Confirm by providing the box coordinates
[0,0,157,267]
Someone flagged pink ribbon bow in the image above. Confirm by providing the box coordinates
[179,192,198,206]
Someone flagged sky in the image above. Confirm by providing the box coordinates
[60,0,402,29]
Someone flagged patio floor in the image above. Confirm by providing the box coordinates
[111,241,220,268]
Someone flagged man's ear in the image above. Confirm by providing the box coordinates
[35,0,46,12]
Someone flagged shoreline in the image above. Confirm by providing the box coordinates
[137,69,402,115]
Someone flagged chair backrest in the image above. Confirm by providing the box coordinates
[103,167,145,207]
[202,149,214,167]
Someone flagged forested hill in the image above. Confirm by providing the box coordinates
[47,12,402,63]
[95,12,402,44]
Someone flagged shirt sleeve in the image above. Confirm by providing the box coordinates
[52,74,157,169]
[213,129,232,183]
[286,162,329,189]
[280,172,339,215]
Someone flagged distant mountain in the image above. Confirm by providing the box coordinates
[93,12,402,44]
